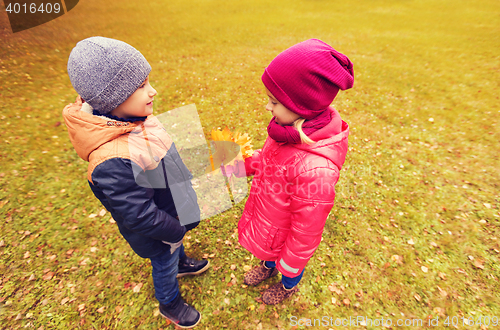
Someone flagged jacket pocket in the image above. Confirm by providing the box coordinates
[267,227,289,251]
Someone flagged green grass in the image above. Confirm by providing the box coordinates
[1,0,499,329]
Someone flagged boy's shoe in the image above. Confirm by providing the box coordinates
[243,261,279,286]
[262,282,299,305]
[159,294,201,329]
[177,257,210,278]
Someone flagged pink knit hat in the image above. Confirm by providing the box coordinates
[262,39,354,120]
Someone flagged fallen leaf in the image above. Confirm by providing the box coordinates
[331,297,337,304]
[414,294,421,302]
[79,258,90,266]
[343,298,350,306]
[97,306,105,313]
[230,264,236,270]
[421,266,429,273]
[328,284,343,295]
[438,272,447,280]
[407,238,415,245]
[77,304,86,311]
[473,259,485,270]
[437,286,447,297]
[28,274,35,281]
[0,240,4,247]
[61,298,69,305]
[98,209,106,217]
[88,214,97,218]
[133,283,143,293]
[24,251,30,259]
[243,265,252,272]
[42,272,54,280]
[115,306,123,313]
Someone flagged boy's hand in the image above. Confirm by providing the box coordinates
[162,239,183,254]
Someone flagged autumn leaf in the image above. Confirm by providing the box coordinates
[42,272,54,280]
[473,259,485,269]
[343,298,350,306]
[414,294,421,301]
[328,284,343,295]
[437,286,448,297]
[133,283,143,293]
[421,266,429,273]
[97,306,106,313]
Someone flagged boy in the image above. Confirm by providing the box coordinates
[63,36,207,328]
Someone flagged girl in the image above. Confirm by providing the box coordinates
[238,39,354,305]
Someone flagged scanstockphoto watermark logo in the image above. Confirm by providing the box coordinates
[128,103,359,227]
[290,315,427,327]
[129,104,249,226]
[4,0,79,33]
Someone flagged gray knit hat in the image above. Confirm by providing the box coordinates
[67,37,151,114]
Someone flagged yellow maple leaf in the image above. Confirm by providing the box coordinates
[207,127,254,172]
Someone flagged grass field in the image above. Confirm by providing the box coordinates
[1,0,499,329]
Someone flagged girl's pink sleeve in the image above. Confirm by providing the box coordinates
[243,149,262,176]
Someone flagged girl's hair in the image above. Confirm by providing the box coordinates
[293,118,315,145]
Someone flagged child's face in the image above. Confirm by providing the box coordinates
[110,75,157,119]
[265,87,300,126]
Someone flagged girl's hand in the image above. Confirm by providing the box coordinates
[221,160,246,178]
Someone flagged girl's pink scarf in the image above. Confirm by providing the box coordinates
[267,109,331,144]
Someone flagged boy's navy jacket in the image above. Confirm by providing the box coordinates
[62,97,200,258]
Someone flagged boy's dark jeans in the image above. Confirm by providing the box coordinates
[150,244,187,304]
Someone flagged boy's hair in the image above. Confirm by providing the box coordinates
[67,36,151,115]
